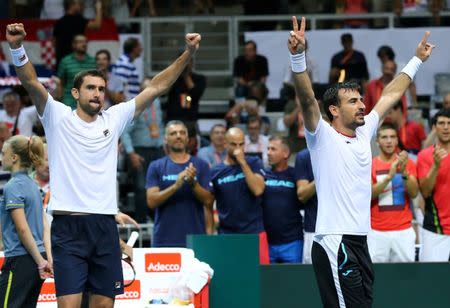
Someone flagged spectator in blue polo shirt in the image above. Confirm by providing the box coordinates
[146,120,213,247]
[295,148,318,264]
[209,127,269,263]
[263,136,303,263]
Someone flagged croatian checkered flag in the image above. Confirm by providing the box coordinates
[37,28,55,70]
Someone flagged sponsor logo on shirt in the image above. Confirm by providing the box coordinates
[264,179,295,188]
[217,172,245,185]
[103,129,110,137]
[116,280,141,300]
[145,253,181,272]
[162,174,178,181]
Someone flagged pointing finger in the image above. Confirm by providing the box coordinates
[420,31,430,46]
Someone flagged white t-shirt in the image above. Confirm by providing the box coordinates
[245,134,269,167]
[305,111,379,235]
[39,94,135,214]
[0,106,39,137]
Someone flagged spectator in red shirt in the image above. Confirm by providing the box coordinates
[417,108,450,262]
[368,123,419,262]
[365,60,408,117]
[384,101,426,155]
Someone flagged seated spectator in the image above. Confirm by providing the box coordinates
[57,34,96,109]
[165,56,206,130]
[53,0,102,69]
[209,127,269,264]
[329,33,369,89]
[0,91,38,137]
[394,0,442,26]
[109,37,142,103]
[365,60,408,117]
[95,49,124,108]
[40,0,64,19]
[376,45,417,107]
[197,124,227,167]
[283,84,306,153]
[233,41,269,98]
[263,136,303,264]
[384,101,426,155]
[337,0,370,28]
[244,116,269,168]
[417,108,450,262]
[368,123,419,262]
[226,81,271,134]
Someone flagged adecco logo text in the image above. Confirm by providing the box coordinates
[145,253,181,273]
[116,280,141,300]
[38,282,57,302]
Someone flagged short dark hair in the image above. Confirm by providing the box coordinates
[64,0,78,11]
[73,70,107,90]
[123,37,140,54]
[210,123,226,134]
[431,108,450,126]
[245,40,257,50]
[322,81,360,122]
[268,135,291,154]
[377,122,398,138]
[341,33,353,43]
[247,115,262,126]
[95,49,111,61]
[377,45,395,60]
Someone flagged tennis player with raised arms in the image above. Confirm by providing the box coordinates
[288,16,434,307]
[5,22,201,308]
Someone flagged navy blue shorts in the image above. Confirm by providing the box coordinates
[51,214,123,298]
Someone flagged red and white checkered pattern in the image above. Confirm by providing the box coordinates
[40,40,55,70]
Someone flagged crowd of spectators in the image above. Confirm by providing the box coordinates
[0,0,449,265]
[3,0,450,28]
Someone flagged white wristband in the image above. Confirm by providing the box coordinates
[10,45,29,67]
[401,56,422,80]
[290,52,306,73]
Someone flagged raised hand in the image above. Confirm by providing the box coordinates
[288,16,306,55]
[397,150,408,174]
[387,159,400,181]
[415,31,435,62]
[433,144,448,167]
[233,148,246,165]
[185,33,201,53]
[184,163,197,185]
[5,23,26,49]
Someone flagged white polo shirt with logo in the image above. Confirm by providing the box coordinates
[39,94,135,214]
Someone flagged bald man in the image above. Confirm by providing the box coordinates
[209,127,269,263]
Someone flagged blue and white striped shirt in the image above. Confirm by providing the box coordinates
[110,54,141,100]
